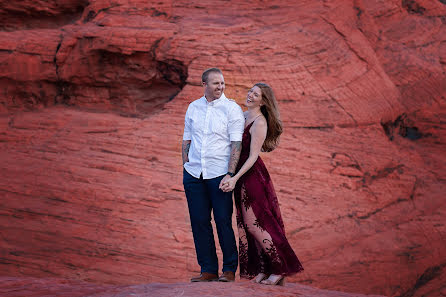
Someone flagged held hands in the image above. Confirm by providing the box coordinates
[219,175,238,192]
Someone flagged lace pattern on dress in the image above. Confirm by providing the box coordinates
[237,183,282,277]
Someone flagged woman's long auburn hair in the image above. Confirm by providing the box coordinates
[255,82,283,152]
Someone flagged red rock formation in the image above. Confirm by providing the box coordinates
[0,276,386,297]
[0,0,89,31]
[0,0,445,297]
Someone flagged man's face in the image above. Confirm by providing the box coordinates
[203,72,225,101]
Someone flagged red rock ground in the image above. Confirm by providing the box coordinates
[0,0,445,297]
[0,276,386,297]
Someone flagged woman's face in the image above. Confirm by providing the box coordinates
[246,86,262,108]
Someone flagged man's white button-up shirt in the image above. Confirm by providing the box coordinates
[183,94,244,179]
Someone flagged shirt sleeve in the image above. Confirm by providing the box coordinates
[183,105,192,140]
[228,104,245,141]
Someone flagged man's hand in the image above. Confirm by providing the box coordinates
[220,176,238,192]
[219,174,231,190]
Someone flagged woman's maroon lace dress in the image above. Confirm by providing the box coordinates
[234,121,304,278]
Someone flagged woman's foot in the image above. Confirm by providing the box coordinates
[252,273,268,283]
[260,274,285,286]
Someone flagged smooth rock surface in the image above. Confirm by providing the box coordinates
[0,276,386,297]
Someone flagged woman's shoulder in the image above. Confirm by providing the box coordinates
[254,115,267,126]
[251,115,267,132]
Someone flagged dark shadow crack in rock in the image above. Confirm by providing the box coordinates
[321,16,369,66]
[361,164,405,186]
[381,113,431,141]
[397,262,446,297]
[356,197,409,220]
[82,4,123,24]
[54,32,71,106]
[402,0,426,15]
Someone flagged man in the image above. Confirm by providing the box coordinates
[182,68,244,282]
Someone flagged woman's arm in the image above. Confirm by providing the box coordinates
[220,118,267,192]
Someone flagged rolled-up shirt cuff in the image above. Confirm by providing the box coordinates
[183,133,191,140]
[229,133,243,142]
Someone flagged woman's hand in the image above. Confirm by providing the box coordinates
[220,177,238,192]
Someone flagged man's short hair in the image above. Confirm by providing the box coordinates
[202,68,223,83]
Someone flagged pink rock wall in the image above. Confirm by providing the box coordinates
[0,0,445,296]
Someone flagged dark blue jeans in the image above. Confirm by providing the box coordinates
[183,169,238,274]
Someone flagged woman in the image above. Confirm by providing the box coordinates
[220,83,303,285]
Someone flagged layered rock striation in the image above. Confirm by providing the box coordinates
[0,1,445,296]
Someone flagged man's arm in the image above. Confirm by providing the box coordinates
[228,141,242,174]
[182,140,191,165]
[219,140,241,189]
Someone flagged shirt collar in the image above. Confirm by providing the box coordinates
[202,93,227,106]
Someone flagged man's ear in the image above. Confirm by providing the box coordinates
[202,81,206,87]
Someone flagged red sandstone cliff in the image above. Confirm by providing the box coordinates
[0,1,445,296]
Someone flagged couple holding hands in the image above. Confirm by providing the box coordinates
[182,68,303,286]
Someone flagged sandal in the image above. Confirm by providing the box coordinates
[260,274,285,286]
[252,273,268,283]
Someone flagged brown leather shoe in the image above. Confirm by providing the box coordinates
[218,271,235,282]
[190,272,218,282]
